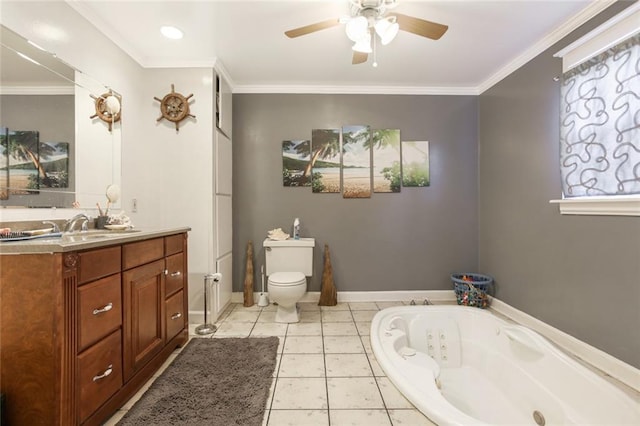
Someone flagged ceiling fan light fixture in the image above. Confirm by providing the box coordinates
[160,25,184,40]
[375,17,399,45]
[352,31,372,53]
[345,16,368,42]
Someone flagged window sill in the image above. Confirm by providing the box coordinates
[549,196,640,216]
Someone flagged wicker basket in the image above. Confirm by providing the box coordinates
[451,273,493,308]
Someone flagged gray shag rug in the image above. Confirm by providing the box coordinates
[117,337,279,426]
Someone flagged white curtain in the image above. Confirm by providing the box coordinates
[560,34,640,197]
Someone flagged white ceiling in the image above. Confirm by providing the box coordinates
[67,0,610,94]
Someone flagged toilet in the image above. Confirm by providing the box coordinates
[263,237,315,323]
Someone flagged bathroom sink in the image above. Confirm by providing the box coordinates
[61,229,140,242]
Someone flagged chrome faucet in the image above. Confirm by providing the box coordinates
[64,213,90,233]
[41,220,60,233]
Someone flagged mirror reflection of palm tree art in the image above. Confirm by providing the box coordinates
[342,125,372,198]
[371,129,401,193]
[402,141,430,187]
[5,130,40,195]
[282,140,311,187]
[0,128,8,200]
[311,129,341,193]
[39,142,69,188]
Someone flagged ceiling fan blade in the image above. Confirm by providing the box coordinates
[394,12,448,40]
[285,18,340,38]
[352,51,368,65]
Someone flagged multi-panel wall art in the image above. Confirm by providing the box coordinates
[0,128,69,200]
[282,126,430,197]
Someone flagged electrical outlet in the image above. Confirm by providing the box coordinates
[131,198,138,213]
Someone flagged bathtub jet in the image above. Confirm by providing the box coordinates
[370,305,640,426]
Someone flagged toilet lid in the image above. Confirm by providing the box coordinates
[269,271,306,286]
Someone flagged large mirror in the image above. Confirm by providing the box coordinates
[0,24,121,209]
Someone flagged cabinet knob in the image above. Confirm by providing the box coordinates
[92,302,113,315]
[170,271,181,277]
[171,312,182,320]
[92,364,113,382]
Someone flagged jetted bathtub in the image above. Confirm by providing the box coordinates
[371,305,640,425]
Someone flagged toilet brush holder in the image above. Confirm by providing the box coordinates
[195,273,218,335]
[257,265,269,307]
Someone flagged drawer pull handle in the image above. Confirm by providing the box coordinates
[92,365,113,382]
[93,303,113,315]
[170,271,181,277]
[171,312,182,320]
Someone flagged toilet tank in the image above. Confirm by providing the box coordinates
[264,238,315,276]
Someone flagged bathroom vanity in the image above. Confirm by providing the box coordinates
[0,227,190,425]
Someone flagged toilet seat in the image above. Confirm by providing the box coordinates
[269,271,306,286]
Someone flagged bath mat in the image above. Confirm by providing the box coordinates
[117,337,279,426]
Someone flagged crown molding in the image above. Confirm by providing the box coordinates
[0,86,75,95]
[232,85,478,95]
[477,0,616,94]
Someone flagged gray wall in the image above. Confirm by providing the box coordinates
[233,94,479,294]
[478,1,640,367]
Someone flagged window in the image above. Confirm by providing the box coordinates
[551,3,640,216]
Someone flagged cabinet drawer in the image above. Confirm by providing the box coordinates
[78,329,122,423]
[165,252,184,297]
[166,290,185,341]
[165,234,184,256]
[78,274,122,352]
[123,238,164,270]
[78,246,121,284]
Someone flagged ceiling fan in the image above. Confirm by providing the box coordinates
[284,0,448,65]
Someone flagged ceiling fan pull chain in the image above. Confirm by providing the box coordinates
[373,31,378,68]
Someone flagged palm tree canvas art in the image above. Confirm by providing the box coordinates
[39,142,69,189]
[311,129,341,193]
[372,129,401,193]
[6,130,40,195]
[402,141,430,187]
[342,125,372,198]
[282,140,311,187]
[0,128,8,200]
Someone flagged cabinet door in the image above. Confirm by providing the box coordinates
[123,259,165,381]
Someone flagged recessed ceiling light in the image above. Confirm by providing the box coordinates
[160,26,183,40]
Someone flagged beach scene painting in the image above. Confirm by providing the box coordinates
[282,140,311,187]
[0,128,8,199]
[372,129,401,193]
[6,130,40,195]
[311,129,341,193]
[342,125,372,198]
[39,141,69,189]
[402,141,430,187]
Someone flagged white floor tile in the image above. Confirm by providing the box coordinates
[283,336,324,354]
[321,310,354,322]
[287,322,322,336]
[360,335,373,353]
[258,311,278,322]
[325,354,373,377]
[367,353,386,377]
[271,378,328,410]
[298,302,321,312]
[262,303,278,311]
[213,322,254,337]
[298,311,321,323]
[272,355,282,377]
[375,301,405,309]
[330,409,391,426]
[232,303,262,312]
[275,336,286,354]
[323,336,365,353]
[355,321,372,336]
[267,409,329,425]
[278,354,325,377]
[352,310,378,322]
[348,302,379,311]
[323,322,358,336]
[388,409,437,425]
[225,310,261,322]
[320,303,350,311]
[327,377,384,409]
[251,322,288,336]
[376,377,414,409]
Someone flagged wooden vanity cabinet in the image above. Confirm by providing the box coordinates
[0,231,189,426]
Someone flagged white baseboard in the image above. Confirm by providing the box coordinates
[489,298,640,393]
[231,290,456,305]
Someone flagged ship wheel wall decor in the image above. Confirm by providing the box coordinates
[90,90,122,132]
[154,84,196,131]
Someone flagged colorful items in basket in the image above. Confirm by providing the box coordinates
[451,273,493,309]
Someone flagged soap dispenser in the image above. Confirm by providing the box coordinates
[293,218,300,240]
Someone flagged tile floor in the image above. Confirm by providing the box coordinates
[105,301,437,426]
